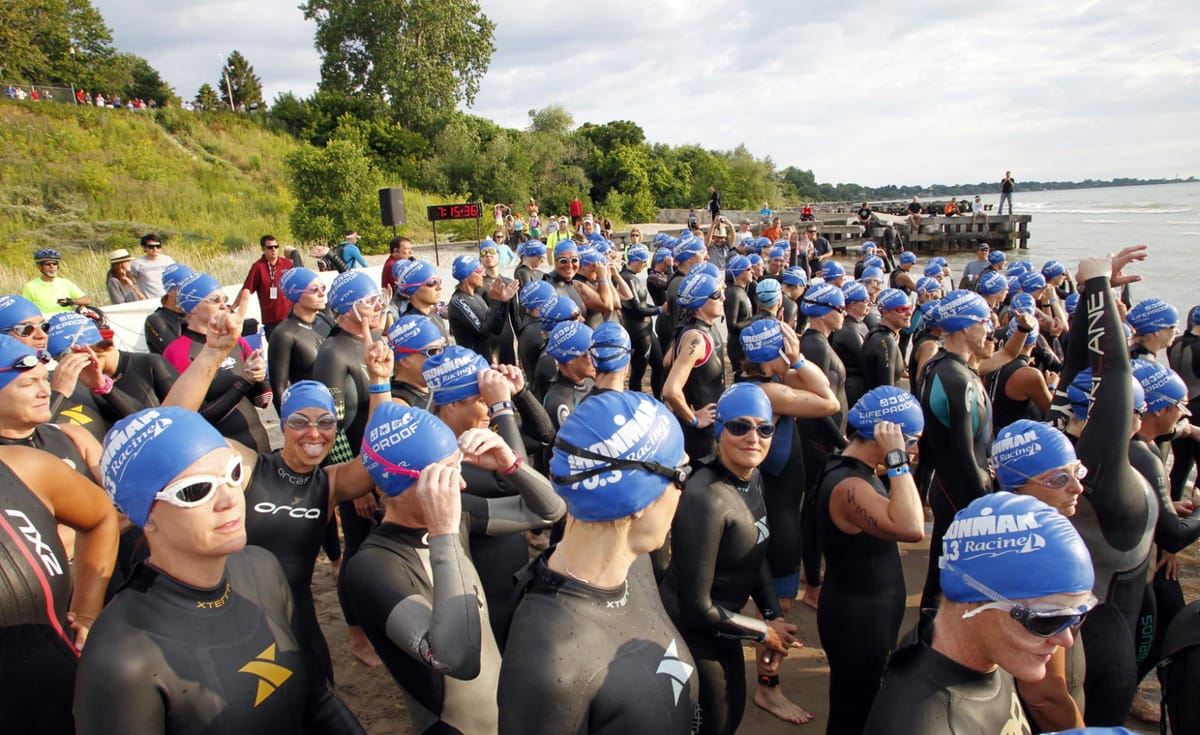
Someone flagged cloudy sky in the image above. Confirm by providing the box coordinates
[93,0,1199,187]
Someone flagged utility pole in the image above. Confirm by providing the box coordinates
[223,68,235,112]
[69,45,79,105]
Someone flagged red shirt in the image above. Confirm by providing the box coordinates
[382,255,400,292]
[242,257,293,324]
[569,198,583,217]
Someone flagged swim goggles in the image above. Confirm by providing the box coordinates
[154,455,243,510]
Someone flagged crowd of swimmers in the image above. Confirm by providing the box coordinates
[3,214,1200,735]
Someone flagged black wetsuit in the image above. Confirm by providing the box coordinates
[0,423,90,479]
[831,315,867,410]
[245,451,336,683]
[676,317,727,463]
[1059,277,1158,726]
[267,309,335,413]
[1167,330,1200,498]
[163,331,271,452]
[861,324,904,393]
[48,381,109,443]
[516,319,546,394]
[816,455,907,735]
[500,553,699,735]
[144,306,187,355]
[99,350,178,418]
[661,460,781,735]
[340,462,562,735]
[74,547,363,734]
[986,355,1044,433]
[390,379,433,409]
[656,271,685,356]
[0,460,77,735]
[481,273,519,365]
[621,265,665,395]
[917,348,992,608]
[543,373,594,432]
[549,273,587,318]
[724,283,755,370]
[449,288,508,361]
[863,616,1031,734]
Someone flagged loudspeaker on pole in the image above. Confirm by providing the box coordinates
[379,187,406,227]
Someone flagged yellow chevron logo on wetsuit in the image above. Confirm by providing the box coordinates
[238,643,293,706]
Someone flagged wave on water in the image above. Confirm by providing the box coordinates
[1023,206,1191,215]
[1082,219,1129,224]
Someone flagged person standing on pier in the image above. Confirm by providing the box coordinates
[1000,171,1015,215]
[707,186,721,223]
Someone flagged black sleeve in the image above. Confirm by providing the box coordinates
[312,343,361,446]
[510,388,556,445]
[74,632,168,733]
[197,376,254,424]
[861,330,892,390]
[1131,441,1200,554]
[464,462,565,536]
[143,314,169,355]
[268,326,295,413]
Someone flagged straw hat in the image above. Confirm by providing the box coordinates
[108,248,133,264]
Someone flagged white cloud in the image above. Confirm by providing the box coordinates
[92,0,1200,186]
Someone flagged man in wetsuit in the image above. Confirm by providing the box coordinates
[864,492,1096,734]
[144,263,192,355]
[620,244,665,395]
[268,267,336,412]
[448,254,518,361]
[78,407,363,734]
[542,320,596,431]
[1167,307,1200,499]
[343,403,565,734]
[861,288,912,393]
[392,260,449,341]
[917,289,995,609]
[724,255,756,369]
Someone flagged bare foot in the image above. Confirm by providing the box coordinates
[329,557,342,578]
[348,626,382,667]
[1129,688,1160,723]
[754,685,815,725]
[799,585,820,610]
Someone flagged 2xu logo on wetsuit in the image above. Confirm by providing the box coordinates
[5,509,64,576]
[252,503,322,520]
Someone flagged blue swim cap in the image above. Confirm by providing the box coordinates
[519,279,555,315]
[328,270,380,315]
[595,239,613,255]
[538,295,579,331]
[673,238,706,264]
[861,266,885,282]
[991,420,1076,491]
[653,247,673,265]
[1042,260,1066,279]
[421,345,489,405]
[1132,359,1189,414]
[1065,293,1080,316]
[940,492,1094,603]
[930,257,948,268]
[740,319,785,364]
[782,267,808,286]
[393,259,438,296]
[478,238,498,253]
[842,282,868,304]
[693,262,720,280]
[755,278,782,307]
[0,334,40,391]
[1010,292,1037,315]
[755,236,773,253]
[1067,369,1093,420]
[101,407,230,527]
[977,271,1009,296]
[452,255,481,282]
[578,249,605,268]
[0,295,42,330]
[860,241,877,254]
[653,232,671,247]
[865,256,885,270]
[916,277,941,296]
[937,290,991,333]
[546,320,593,363]
[747,254,763,267]
[822,261,845,280]
[768,246,787,261]
[899,251,917,265]
[1020,273,1047,293]
[522,240,547,258]
[554,240,579,259]
[550,392,686,522]
[726,255,751,277]
[923,262,943,278]
[590,321,631,372]
[161,263,194,294]
[919,300,942,329]
[176,273,223,314]
[1191,305,1200,325]
[676,271,721,310]
[46,312,101,356]
[715,383,773,438]
[627,244,649,263]
[388,314,444,356]
[847,385,923,440]
[987,250,1007,265]
[279,267,319,302]
[1005,318,1039,347]
[1127,299,1179,335]
[280,380,335,419]
[361,404,459,497]
[1007,276,1023,294]
[801,282,845,317]
[877,288,910,312]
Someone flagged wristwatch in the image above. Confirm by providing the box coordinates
[885,449,908,469]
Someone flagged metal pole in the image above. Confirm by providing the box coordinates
[432,222,440,266]
[223,68,235,111]
[475,208,481,249]
[69,46,79,105]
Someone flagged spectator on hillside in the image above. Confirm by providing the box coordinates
[761,217,783,242]
[106,248,146,304]
[130,233,176,299]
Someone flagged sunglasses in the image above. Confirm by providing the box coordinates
[888,304,915,316]
[0,352,52,372]
[551,438,692,487]
[962,599,1095,638]
[393,344,445,357]
[154,455,243,510]
[904,434,920,448]
[39,261,60,267]
[4,321,50,338]
[262,244,279,250]
[480,248,498,257]
[558,258,580,266]
[721,418,776,438]
[284,414,338,432]
[143,244,162,249]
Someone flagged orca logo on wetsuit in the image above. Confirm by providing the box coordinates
[4,509,64,576]
[655,639,695,705]
[238,643,294,706]
[252,502,322,520]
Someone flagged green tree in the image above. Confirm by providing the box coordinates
[126,55,174,103]
[527,105,573,136]
[286,139,385,245]
[218,50,263,109]
[195,83,220,111]
[302,0,496,131]
[0,0,114,88]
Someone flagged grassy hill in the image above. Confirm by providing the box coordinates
[0,101,300,296]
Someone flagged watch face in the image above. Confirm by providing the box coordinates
[886,449,907,468]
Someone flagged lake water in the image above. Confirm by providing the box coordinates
[935,181,1200,313]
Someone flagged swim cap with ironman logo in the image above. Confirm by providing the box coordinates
[991,420,1076,491]
[421,346,490,406]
